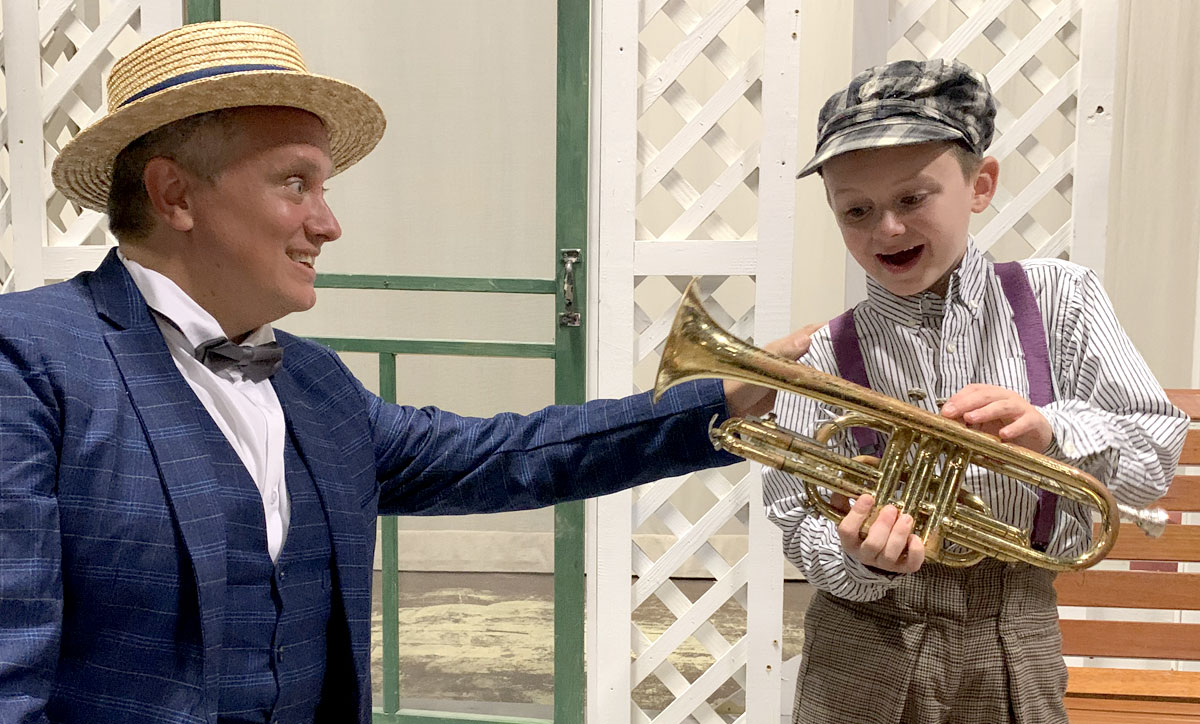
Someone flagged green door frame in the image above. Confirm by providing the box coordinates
[184,2,589,723]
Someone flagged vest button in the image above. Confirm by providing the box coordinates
[278,568,286,581]
[276,646,284,663]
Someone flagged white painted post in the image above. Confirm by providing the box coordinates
[748,2,802,721]
[1069,0,1118,281]
[5,0,48,292]
[851,0,889,73]
[844,0,890,308]
[589,0,639,720]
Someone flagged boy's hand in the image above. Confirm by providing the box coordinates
[940,384,1053,453]
[723,322,822,419]
[835,493,925,574]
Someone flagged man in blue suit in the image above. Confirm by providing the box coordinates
[0,21,812,724]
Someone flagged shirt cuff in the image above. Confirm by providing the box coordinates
[1040,403,1119,478]
[842,552,903,586]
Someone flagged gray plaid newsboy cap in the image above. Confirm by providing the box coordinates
[797,58,996,178]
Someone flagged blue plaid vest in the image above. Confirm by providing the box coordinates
[217,427,334,723]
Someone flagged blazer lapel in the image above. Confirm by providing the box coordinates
[270,364,360,565]
[90,250,227,707]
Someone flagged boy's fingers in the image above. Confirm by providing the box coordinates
[882,513,914,562]
[764,322,823,361]
[837,494,874,549]
[942,385,1007,418]
[858,504,898,560]
[999,415,1034,440]
[963,398,1020,425]
[899,535,926,573]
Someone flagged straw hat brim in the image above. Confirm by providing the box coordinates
[52,69,386,211]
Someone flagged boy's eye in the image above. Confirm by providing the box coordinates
[843,206,869,222]
[899,193,926,207]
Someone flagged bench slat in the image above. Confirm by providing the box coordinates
[1067,702,1200,724]
[1060,620,1200,660]
[1166,389,1200,420]
[1056,570,1200,609]
[1067,667,1200,703]
[1102,523,1200,562]
[1161,475,1200,512]
[1068,713,1200,724]
[1180,429,1200,466]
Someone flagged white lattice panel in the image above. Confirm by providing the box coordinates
[0,0,181,292]
[589,0,800,721]
[847,0,1116,307]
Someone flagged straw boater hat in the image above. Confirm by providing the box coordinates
[52,21,386,211]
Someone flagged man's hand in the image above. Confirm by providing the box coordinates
[940,383,1052,453]
[723,323,822,419]
[835,493,925,574]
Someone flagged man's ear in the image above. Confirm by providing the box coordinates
[970,156,1000,212]
[143,157,196,232]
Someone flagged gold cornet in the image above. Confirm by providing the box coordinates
[653,279,1168,571]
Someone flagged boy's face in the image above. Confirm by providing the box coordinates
[822,142,998,297]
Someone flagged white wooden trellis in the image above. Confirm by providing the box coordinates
[588,0,800,722]
[0,0,181,294]
[846,0,1116,306]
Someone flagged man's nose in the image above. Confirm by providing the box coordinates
[307,195,342,243]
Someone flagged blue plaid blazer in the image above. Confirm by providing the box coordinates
[0,250,734,724]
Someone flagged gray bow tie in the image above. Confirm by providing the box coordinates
[194,337,283,382]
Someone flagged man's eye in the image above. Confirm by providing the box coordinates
[287,178,306,194]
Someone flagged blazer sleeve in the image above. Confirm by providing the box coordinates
[0,329,62,724]
[345,362,738,516]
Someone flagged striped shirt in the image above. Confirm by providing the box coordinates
[763,241,1189,602]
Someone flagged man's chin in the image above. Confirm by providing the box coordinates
[291,291,318,315]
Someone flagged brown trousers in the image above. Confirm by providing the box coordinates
[791,560,1068,724]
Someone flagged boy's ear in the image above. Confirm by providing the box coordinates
[970,156,1000,212]
[143,157,196,233]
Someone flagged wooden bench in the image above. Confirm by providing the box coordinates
[1058,389,1200,723]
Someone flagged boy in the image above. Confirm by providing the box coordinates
[763,58,1188,724]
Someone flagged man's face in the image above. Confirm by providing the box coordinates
[822,142,995,297]
[184,107,340,337]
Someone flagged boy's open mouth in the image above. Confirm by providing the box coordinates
[877,245,924,270]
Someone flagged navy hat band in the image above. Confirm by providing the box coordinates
[119,64,294,108]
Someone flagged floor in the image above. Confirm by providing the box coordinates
[369,571,813,719]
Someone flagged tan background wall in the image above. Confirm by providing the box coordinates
[223,0,1200,571]
[1105,1,1200,388]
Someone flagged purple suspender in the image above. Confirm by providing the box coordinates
[993,262,1058,551]
[829,261,1059,551]
[828,310,885,457]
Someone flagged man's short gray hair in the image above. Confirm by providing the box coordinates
[106,108,241,242]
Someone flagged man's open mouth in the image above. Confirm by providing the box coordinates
[287,251,315,269]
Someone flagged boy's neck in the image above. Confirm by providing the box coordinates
[919,244,971,298]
